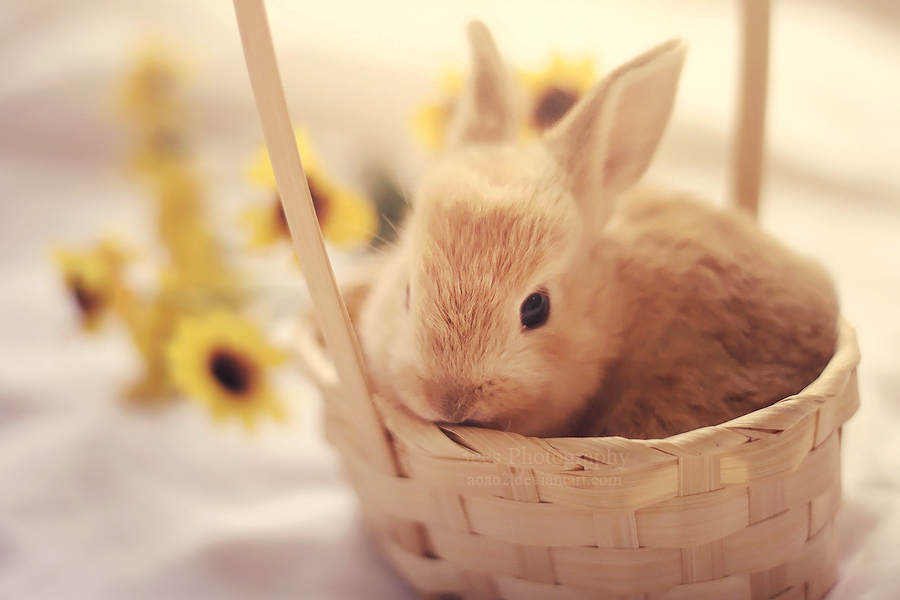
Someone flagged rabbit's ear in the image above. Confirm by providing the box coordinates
[446,21,517,149]
[545,39,686,229]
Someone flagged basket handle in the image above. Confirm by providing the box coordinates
[233,0,398,476]
[733,0,770,219]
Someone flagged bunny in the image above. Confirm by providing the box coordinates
[355,21,839,439]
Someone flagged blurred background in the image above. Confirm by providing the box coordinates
[1,0,899,598]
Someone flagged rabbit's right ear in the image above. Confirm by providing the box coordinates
[545,40,686,230]
[445,21,517,149]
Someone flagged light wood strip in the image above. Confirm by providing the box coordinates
[517,544,557,586]
[494,577,594,600]
[806,562,838,600]
[782,431,839,511]
[678,454,721,495]
[594,510,640,549]
[340,447,442,525]
[403,453,512,497]
[437,492,473,533]
[784,520,834,585]
[547,436,678,471]
[459,572,501,600]
[535,461,680,510]
[381,537,467,594]
[651,426,750,459]
[649,575,752,600]
[768,585,805,600]
[504,464,558,584]
[835,368,861,427]
[379,395,483,461]
[428,528,520,579]
[681,540,726,584]
[723,505,810,576]
[748,479,786,524]
[496,574,755,600]
[634,486,749,548]
[732,0,770,217]
[551,545,682,595]
[720,412,816,485]
[809,483,841,538]
[749,564,789,600]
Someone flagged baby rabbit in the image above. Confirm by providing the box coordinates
[357,22,839,439]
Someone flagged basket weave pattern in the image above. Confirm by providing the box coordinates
[302,320,859,600]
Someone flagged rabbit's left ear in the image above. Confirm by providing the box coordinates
[545,39,687,229]
[445,21,518,149]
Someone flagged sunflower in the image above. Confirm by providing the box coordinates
[412,68,463,151]
[520,54,598,135]
[167,310,287,429]
[243,128,377,250]
[53,240,128,332]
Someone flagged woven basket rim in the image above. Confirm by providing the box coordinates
[297,317,859,461]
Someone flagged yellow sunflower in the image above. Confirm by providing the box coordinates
[243,128,377,250]
[520,54,598,135]
[167,310,287,429]
[412,68,463,151]
[53,239,128,332]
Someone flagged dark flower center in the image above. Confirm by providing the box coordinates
[533,87,580,131]
[209,348,255,396]
[274,200,290,237]
[307,176,330,225]
[274,175,329,235]
[73,281,102,316]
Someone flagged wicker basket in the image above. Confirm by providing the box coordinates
[297,318,860,600]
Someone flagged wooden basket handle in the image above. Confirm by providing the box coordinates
[734,0,771,219]
[233,0,398,476]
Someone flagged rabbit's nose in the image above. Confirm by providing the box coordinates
[434,383,480,423]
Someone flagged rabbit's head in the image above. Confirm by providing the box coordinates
[359,22,686,436]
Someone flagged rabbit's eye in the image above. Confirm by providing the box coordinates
[520,290,550,330]
[405,283,410,311]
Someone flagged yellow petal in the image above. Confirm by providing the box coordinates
[246,127,325,189]
[322,187,378,248]
[411,67,463,151]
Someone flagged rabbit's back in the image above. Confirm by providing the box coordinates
[575,188,839,439]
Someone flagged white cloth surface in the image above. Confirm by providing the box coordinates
[1,1,899,599]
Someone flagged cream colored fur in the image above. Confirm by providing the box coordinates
[355,21,839,439]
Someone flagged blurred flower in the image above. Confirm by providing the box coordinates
[53,240,128,332]
[116,43,187,131]
[116,43,192,178]
[167,311,287,429]
[520,54,597,134]
[117,290,181,404]
[154,163,231,292]
[132,125,188,176]
[241,197,291,248]
[244,129,377,250]
[412,68,462,151]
